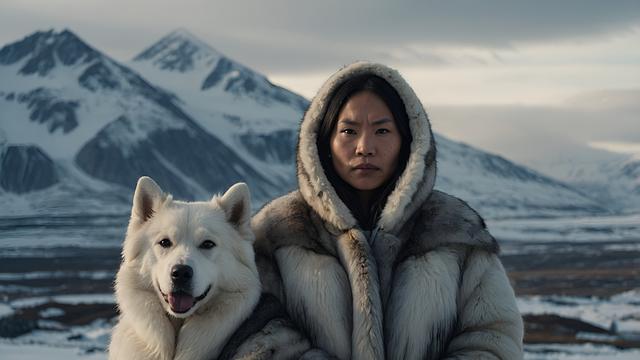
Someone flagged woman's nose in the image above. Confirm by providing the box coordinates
[355,133,375,156]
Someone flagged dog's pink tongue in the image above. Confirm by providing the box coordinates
[169,292,194,313]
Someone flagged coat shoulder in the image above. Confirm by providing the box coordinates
[409,190,499,255]
[252,191,321,256]
[252,191,306,231]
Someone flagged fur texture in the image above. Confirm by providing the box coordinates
[253,62,523,359]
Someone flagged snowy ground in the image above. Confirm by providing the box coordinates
[1,291,638,359]
[524,344,640,360]
[0,343,106,360]
[0,212,638,359]
[488,213,640,243]
[518,290,640,335]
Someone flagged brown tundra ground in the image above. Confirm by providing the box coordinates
[1,237,639,351]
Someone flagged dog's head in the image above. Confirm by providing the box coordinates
[122,176,257,318]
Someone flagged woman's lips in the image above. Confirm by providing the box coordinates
[352,164,380,171]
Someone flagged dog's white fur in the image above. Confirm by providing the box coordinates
[109,177,260,360]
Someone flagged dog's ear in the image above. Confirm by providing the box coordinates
[123,177,166,262]
[217,182,251,231]
[131,176,166,223]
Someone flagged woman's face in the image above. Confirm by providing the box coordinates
[330,91,402,192]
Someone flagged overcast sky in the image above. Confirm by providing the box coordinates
[1,0,639,170]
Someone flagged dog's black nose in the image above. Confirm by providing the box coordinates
[171,265,193,285]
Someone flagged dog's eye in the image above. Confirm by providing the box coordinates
[158,238,172,248]
[199,240,216,249]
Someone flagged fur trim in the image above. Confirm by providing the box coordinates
[275,246,352,359]
[403,190,500,258]
[228,318,312,359]
[385,248,460,360]
[335,230,384,360]
[447,251,524,358]
[297,61,436,233]
[254,190,498,260]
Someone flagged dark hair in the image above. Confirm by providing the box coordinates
[316,74,412,230]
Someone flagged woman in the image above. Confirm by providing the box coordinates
[252,62,523,359]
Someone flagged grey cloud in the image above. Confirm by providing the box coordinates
[429,89,640,168]
[204,0,640,45]
[2,0,639,74]
[185,0,640,72]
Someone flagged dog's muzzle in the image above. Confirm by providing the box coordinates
[159,265,211,314]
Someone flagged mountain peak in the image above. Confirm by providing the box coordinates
[167,28,212,48]
[130,29,309,111]
[133,28,221,72]
[0,29,99,76]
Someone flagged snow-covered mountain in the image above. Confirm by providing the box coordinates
[0,29,280,215]
[132,29,308,113]
[0,28,609,219]
[531,151,640,214]
[433,135,605,218]
[128,29,307,189]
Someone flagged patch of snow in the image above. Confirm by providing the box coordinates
[0,303,14,318]
[488,213,640,242]
[0,271,114,281]
[11,293,115,308]
[575,332,618,342]
[0,226,124,249]
[0,318,112,358]
[39,307,65,318]
[0,342,106,359]
[524,343,640,359]
[518,289,640,335]
[38,319,66,330]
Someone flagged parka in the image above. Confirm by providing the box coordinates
[251,61,524,360]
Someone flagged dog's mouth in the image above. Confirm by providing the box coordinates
[160,285,211,314]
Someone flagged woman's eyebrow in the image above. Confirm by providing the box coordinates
[338,119,358,126]
[338,118,392,126]
[372,118,393,126]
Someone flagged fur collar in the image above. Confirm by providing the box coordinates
[297,61,437,233]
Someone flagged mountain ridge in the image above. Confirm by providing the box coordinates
[0,28,614,218]
[0,28,279,204]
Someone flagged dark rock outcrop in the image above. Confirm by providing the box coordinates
[0,145,59,193]
[238,129,297,164]
[17,88,79,134]
[0,29,98,77]
[75,116,276,201]
[79,62,120,91]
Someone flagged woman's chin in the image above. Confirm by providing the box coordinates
[347,179,385,192]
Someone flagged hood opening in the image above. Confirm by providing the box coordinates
[315,74,413,230]
[297,61,437,233]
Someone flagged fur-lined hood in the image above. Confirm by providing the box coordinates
[297,61,437,233]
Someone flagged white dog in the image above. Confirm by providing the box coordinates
[109,177,261,360]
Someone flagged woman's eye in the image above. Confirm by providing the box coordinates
[376,128,390,134]
[199,240,216,249]
[158,238,172,248]
[340,128,355,135]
